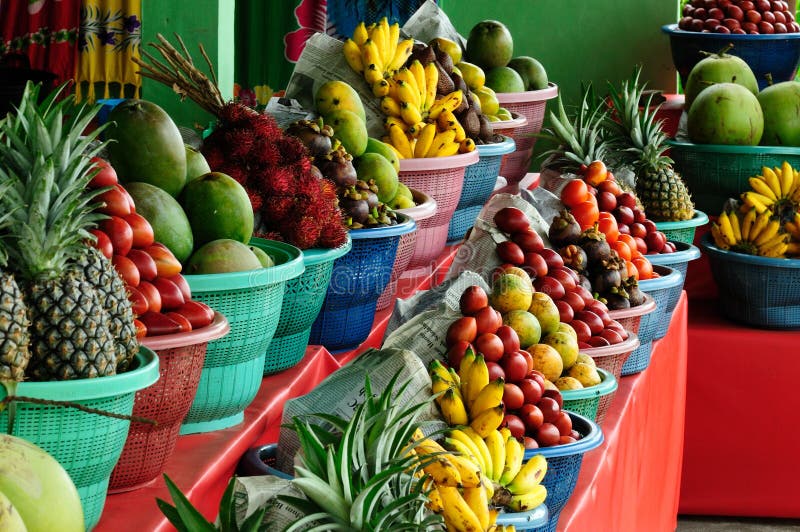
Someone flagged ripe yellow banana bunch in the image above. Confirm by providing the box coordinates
[711,208,789,258]
[342,19,415,96]
[741,162,800,215]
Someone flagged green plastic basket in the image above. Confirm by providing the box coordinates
[560,367,617,425]
[264,237,352,375]
[182,239,303,434]
[0,348,159,530]
[667,140,800,214]
[655,210,708,245]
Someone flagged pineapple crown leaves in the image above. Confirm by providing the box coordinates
[280,371,443,532]
[0,81,110,280]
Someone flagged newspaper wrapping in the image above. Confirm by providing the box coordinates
[275,347,442,473]
[264,96,316,130]
[283,32,387,138]
[225,475,320,531]
[402,0,466,49]
[381,270,490,362]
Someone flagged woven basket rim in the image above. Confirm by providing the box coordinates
[301,235,353,266]
[561,367,618,400]
[397,189,437,222]
[398,149,479,171]
[702,233,800,267]
[490,112,528,131]
[496,82,559,104]
[581,331,640,357]
[476,135,516,156]
[654,210,709,230]
[647,242,702,265]
[523,410,604,459]
[663,23,800,41]
[666,139,800,156]
[140,312,229,350]
[494,503,549,529]
[638,265,683,290]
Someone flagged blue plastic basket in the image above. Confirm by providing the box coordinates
[448,136,516,243]
[702,234,800,328]
[310,214,416,352]
[655,210,708,245]
[237,443,292,480]
[524,412,604,532]
[496,504,549,530]
[647,242,701,337]
[624,266,683,375]
[662,23,800,90]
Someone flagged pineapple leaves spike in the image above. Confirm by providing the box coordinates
[159,474,216,532]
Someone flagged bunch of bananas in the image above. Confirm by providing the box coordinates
[711,208,792,257]
[343,18,415,94]
[741,162,800,220]
[430,355,504,438]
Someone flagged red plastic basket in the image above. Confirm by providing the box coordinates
[109,313,229,491]
[580,330,640,418]
[398,150,479,275]
[607,293,657,338]
[496,83,559,185]
[377,189,437,310]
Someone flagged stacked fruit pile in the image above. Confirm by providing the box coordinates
[85,158,217,337]
[678,0,798,34]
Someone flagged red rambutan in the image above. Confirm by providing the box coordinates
[285,215,323,249]
[317,221,348,248]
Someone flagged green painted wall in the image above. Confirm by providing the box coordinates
[141,0,235,130]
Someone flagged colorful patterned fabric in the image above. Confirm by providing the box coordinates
[75,0,141,101]
[0,0,80,84]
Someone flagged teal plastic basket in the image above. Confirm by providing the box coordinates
[0,348,159,530]
[647,242,701,338]
[655,210,708,245]
[264,238,352,375]
[525,412,604,532]
[560,367,617,425]
[702,234,800,329]
[666,140,800,214]
[496,504,549,530]
[182,239,303,434]
[310,214,416,352]
[625,266,683,376]
[448,136,516,243]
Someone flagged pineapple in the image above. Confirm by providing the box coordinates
[0,82,120,380]
[0,206,31,382]
[606,67,695,221]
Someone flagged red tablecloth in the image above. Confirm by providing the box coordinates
[558,292,688,531]
[679,298,800,518]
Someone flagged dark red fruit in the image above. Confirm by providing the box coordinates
[542,388,564,409]
[523,252,548,278]
[487,361,506,381]
[512,230,544,252]
[460,285,489,316]
[494,207,530,234]
[519,377,543,404]
[501,414,526,439]
[535,423,561,447]
[533,276,565,300]
[496,325,521,355]
[448,341,473,369]
[519,403,544,432]
[538,248,564,270]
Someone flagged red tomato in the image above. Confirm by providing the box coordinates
[554,411,573,436]
[496,241,525,265]
[446,316,477,346]
[597,178,621,197]
[542,388,564,409]
[633,236,648,255]
[118,185,136,213]
[570,319,592,342]
[561,179,590,207]
[535,423,561,447]
[459,285,488,316]
[512,230,544,253]
[571,198,600,230]
[88,157,118,188]
[126,249,158,282]
[447,341,473,370]
[494,207,530,234]
[175,301,215,329]
[612,240,632,262]
[137,281,162,314]
[112,254,140,287]
[126,285,148,316]
[500,351,529,383]
[475,332,504,362]
[596,212,619,244]
[95,185,132,217]
[154,277,186,311]
[145,245,182,277]
[166,274,192,301]
[125,212,155,248]
[99,216,133,256]
[503,383,525,410]
[495,325,520,355]
[88,229,113,259]
[133,318,147,340]
[574,310,604,335]
[519,378,543,404]
[139,311,182,336]
[556,300,574,322]
[561,291,585,313]
[165,312,193,333]
[500,414,526,439]
[487,361,506,381]
[633,257,653,280]
[519,403,544,432]
[522,253,548,279]
[617,234,638,255]
[583,160,608,186]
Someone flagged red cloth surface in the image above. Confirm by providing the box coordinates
[558,292,688,532]
[680,298,800,517]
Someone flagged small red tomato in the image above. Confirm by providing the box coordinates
[167,274,192,302]
[487,361,506,381]
[503,383,525,410]
[459,285,488,316]
[519,378,543,404]
[548,268,577,292]
[519,349,534,374]
[165,311,193,333]
[99,216,133,257]
[535,423,561,447]
[145,245,182,277]
[137,280,162,314]
[570,319,592,342]
[133,318,147,340]
[495,325,521,355]
[474,306,502,335]
[475,332,505,362]
[538,397,561,424]
[542,388,564,409]
[494,207,530,234]
[88,157,118,188]
[88,229,113,259]
[112,254,140,287]
[556,300,574,322]
[448,341,473,370]
[175,301,215,329]
[138,311,182,336]
[519,403,544,432]
[523,252,548,279]
[596,190,617,212]
[523,437,539,450]
[587,336,611,348]
[512,230,544,253]
[554,411,573,436]
[95,184,132,217]
[125,212,155,248]
[126,285,149,316]
[500,350,529,383]
[446,316,478,346]
[600,328,624,345]
[154,277,186,312]
[538,248,564,271]
[496,240,525,265]
[534,276,566,301]
[500,414,526,439]
[561,291,585,313]
[126,249,158,282]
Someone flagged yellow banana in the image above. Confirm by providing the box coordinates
[781,161,795,196]
[423,457,463,488]
[372,79,390,97]
[409,60,427,108]
[762,166,782,197]
[498,435,524,486]
[449,368,462,388]
[463,353,490,411]
[384,140,405,159]
[760,237,789,257]
[387,22,400,67]
[428,90,463,120]
[446,453,482,488]
[381,96,402,117]
[384,116,409,132]
[430,359,458,387]
[439,388,469,426]
[507,484,548,512]
[400,102,423,126]
[741,191,770,213]
[462,485,491,530]
[481,475,495,503]
[432,374,454,396]
[426,128,458,158]
[446,431,486,473]
[438,485,484,532]
[485,429,506,483]
[459,138,477,153]
[343,38,364,74]
[728,208,742,242]
[754,219,781,246]
[414,122,437,158]
[461,427,493,481]
[434,140,461,157]
[786,242,800,255]
[437,110,466,142]
[469,378,505,419]
[748,210,770,242]
[458,349,476,385]
[352,22,368,46]
[369,23,387,70]
[379,17,392,66]
[717,211,736,246]
[395,74,420,109]
[426,486,444,513]
[506,454,548,495]
[741,207,757,241]
[469,405,504,438]
[387,38,414,72]
[362,39,383,84]
[424,62,439,111]
[711,224,728,249]
[749,176,777,201]
[388,123,413,158]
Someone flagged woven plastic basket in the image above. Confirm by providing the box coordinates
[607,293,656,338]
[495,504,549,530]
[624,266,683,376]
[265,238,352,375]
[581,332,640,383]
[378,190,437,310]
[655,210,708,245]
[666,140,800,214]
[662,23,800,90]
[181,239,303,434]
[448,137,516,243]
[490,112,528,138]
[237,443,292,480]
[310,213,417,352]
[110,313,230,492]
[496,83,559,185]
[524,412,604,532]
[560,367,617,425]
[647,242,701,337]
[399,151,479,275]
[0,348,159,529]
[702,234,800,328]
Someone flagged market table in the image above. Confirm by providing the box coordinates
[557,292,688,532]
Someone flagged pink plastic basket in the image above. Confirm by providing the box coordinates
[398,150,479,274]
[607,293,657,338]
[497,83,559,185]
[109,313,230,491]
[490,112,528,141]
[377,189,437,310]
[581,331,640,424]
